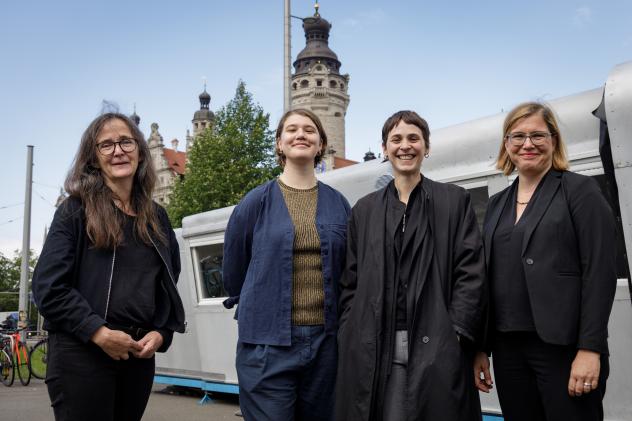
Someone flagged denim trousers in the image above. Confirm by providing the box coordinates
[236,325,336,421]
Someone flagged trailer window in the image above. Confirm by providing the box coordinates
[193,243,227,299]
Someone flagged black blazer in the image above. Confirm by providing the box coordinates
[483,170,617,354]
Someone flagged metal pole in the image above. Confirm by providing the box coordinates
[284,0,291,113]
[19,145,33,340]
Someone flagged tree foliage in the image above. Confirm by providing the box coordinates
[167,81,279,227]
[0,250,37,313]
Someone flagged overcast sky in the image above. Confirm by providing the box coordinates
[1,0,631,256]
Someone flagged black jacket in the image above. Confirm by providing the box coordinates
[335,178,486,421]
[32,196,185,352]
[483,170,617,355]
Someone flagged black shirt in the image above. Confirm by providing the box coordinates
[491,178,545,332]
[387,181,424,331]
[106,214,162,329]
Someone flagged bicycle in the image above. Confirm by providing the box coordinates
[29,336,48,380]
[0,333,14,386]
[0,328,31,386]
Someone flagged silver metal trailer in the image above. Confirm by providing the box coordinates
[156,61,632,420]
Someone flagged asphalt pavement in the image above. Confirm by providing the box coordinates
[0,378,242,421]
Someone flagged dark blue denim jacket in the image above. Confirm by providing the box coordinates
[223,179,350,346]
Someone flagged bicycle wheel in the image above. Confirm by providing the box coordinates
[29,339,48,380]
[0,347,14,387]
[15,341,31,386]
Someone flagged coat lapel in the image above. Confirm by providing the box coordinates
[521,170,562,255]
[411,180,434,310]
[368,187,389,311]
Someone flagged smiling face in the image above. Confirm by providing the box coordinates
[276,113,322,167]
[94,118,140,187]
[504,113,556,177]
[383,121,427,177]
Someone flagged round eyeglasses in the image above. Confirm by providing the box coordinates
[96,138,138,155]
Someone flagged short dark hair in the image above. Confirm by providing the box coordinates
[275,108,328,168]
[381,110,430,150]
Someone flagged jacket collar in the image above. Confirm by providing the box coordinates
[521,169,562,255]
[483,169,562,264]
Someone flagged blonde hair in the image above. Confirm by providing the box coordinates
[496,102,570,175]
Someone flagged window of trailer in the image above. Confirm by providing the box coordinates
[192,243,227,301]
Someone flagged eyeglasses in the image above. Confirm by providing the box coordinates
[96,138,137,155]
[505,131,553,146]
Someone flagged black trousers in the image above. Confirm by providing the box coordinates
[493,331,608,421]
[46,332,155,421]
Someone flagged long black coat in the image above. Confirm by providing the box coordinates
[335,178,486,421]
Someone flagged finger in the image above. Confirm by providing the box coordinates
[120,352,130,360]
[568,376,577,396]
[483,366,493,386]
[574,379,586,396]
[476,380,490,393]
[128,340,143,351]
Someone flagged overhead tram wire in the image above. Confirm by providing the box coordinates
[33,180,62,190]
[32,189,56,207]
[0,216,23,227]
[0,202,24,210]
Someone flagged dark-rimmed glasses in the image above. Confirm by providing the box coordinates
[505,131,553,146]
[96,138,137,155]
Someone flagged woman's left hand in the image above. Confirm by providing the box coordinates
[133,331,164,359]
[568,349,600,397]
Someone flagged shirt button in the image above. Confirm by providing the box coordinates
[526,258,534,265]
[422,336,430,344]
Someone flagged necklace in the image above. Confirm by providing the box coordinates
[516,199,529,205]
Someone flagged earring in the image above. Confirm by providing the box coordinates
[424,153,429,158]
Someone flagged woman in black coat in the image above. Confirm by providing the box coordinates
[335,111,486,421]
[474,102,617,421]
[32,113,185,421]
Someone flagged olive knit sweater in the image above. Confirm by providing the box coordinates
[278,179,325,325]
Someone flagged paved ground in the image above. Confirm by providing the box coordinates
[0,378,242,421]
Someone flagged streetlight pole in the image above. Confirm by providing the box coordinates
[284,0,291,113]
[19,145,33,340]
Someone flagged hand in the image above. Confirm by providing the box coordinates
[91,326,143,360]
[132,331,164,359]
[568,349,600,397]
[474,351,493,393]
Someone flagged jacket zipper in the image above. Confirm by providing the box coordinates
[149,236,178,289]
[104,247,116,320]
[402,206,407,232]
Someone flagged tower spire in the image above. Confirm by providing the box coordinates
[314,1,320,17]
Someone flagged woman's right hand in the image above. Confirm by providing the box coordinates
[90,326,143,360]
[474,351,494,393]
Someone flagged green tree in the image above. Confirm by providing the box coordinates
[0,250,37,315]
[167,80,279,227]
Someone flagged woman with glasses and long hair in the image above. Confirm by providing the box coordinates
[222,109,350,421]
[474,102,617,421]
[32,113,185,421]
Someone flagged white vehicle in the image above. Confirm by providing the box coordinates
[155,61,632,420]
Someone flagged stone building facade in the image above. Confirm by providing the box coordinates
[291,5,352,171]
[132,87,216,205]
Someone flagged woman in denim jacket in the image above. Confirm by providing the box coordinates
[223,109,350,421]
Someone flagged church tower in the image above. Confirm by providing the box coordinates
[291,2,350,165]
[188,84,216,151]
